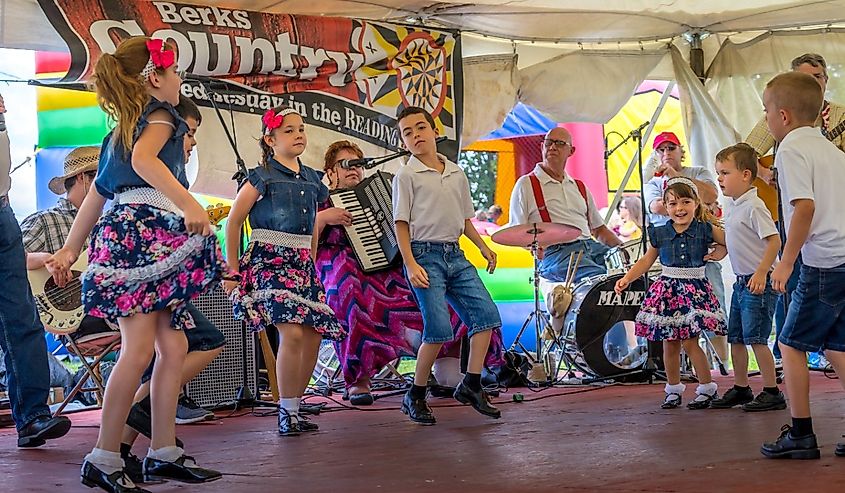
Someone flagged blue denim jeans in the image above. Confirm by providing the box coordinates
[408,241,501,344]
[0,204,51,430]
[539,239,608,284]
[728,274,777,345]
[141,303,225,383]
[773,254,802,359]
[779,262,845,352]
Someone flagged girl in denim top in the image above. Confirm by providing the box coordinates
[615,177,727,410]
[224,106,344,436]
[47,37,225,491]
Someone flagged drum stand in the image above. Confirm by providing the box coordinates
[508,237,556,385]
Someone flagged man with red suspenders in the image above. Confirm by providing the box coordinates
[508,127,623,330]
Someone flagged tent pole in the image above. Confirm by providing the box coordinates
[604,81,675,224]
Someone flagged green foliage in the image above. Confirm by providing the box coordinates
[457,150,499,209]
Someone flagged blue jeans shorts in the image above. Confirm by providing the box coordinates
[408,241,501,344]
[539,239,608,284]
[728,274,777,345]
[779,262,845,353]
[141,302,226,383]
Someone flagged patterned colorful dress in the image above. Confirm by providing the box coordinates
[82,99,228,330]
[231,160,344,340]
[316,200,504,388]
[635,219,726,341]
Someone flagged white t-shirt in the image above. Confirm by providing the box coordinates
[643,166,717,227]
[724,187,779,276]
[776,126,845,268]
[507,164,602,240]
[392,154,474,243]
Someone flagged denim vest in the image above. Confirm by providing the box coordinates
[648,219,713,268]
[93,99,189,200]
[247,158,328,235]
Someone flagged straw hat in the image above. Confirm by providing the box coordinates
[48,146,100,195]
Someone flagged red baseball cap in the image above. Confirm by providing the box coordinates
[653,131,680,150]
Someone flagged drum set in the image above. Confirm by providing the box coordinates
[491,223,659,384]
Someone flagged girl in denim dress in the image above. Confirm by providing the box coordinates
[224,106,344,436]
[615,177,727,410]
[48,37,225,491]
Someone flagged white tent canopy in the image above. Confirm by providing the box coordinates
[4,1,845,177]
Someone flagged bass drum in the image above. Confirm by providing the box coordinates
[561,273,661,382]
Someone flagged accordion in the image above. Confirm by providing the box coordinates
[329,171,400,273]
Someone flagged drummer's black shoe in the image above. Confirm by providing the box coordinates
[709,386,753,409]
[761,425,820,459]
[835,437,845,457]
[401,392,436,425]
[454,382,501,419]
[81,461,150,493]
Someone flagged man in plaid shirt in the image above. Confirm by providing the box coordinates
[22,146,98,266]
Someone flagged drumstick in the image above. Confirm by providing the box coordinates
[564,254,575,285]
[567,250,584,290]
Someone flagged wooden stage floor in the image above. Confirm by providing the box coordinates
[1,373,843,492]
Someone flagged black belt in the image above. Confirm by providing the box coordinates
[0,194,8,208]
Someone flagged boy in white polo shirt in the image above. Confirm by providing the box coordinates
[759,72,845,460]
[710,143,785,412]
[392,106,502,425]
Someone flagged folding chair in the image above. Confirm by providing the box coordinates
[48,317,120,417]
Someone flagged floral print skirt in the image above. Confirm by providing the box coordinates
[635,276,726,341]
[232,241,345,341]
[82,204,228,330]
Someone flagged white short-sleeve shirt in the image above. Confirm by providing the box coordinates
[723,187,779,276]
[507,164,602,240]
[392,154,474,243]
[776,126,845,268]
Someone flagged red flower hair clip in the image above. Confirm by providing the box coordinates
[140,38,175,79]
[262,108,299,135]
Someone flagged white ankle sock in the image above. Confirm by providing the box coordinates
[280,398,300,420]
[695,382,718,398]
[84,448,124,474]
[147,445,183,463]
[664,383,685,395]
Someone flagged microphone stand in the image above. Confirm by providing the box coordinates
[356,136,448,170]
[192,78,274,409]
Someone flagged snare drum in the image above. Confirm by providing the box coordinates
[604,239,661,273]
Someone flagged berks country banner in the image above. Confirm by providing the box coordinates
[37,0,463,196]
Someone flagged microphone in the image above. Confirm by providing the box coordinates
[182,73,232,89]
[340,158,374,169]
[633,120,650,134]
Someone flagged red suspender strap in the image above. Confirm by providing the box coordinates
[574,179,588,205]
[528,173,552,222]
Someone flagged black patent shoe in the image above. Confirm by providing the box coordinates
[401,392,436,425]
[297,414,319,432]
[143,455,222,483]
[453,382,501,419]
[81,461,150,493]
[121,451,145,485]
[661,392,682,409]
[17,415,71,447]
[126,401,184,448]
[687,392,717,410]
[278,409,301,436]
[761,425,820,459]
[835,436,844,457]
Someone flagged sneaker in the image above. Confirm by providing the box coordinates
[278,408,301,436]
[175,395,213,425]
[742,390,787,412]
[774,357,783,368]
[709,386,753,409]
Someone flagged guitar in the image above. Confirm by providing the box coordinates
[754,119,845,221]
[27,205,231,335]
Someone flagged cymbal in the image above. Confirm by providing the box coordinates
[491,222,581,248]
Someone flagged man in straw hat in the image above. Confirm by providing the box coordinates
[22,146,99,269]
[0,92,72,447]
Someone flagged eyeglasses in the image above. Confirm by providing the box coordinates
[543,139,571,148]
[655,144,678,153]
